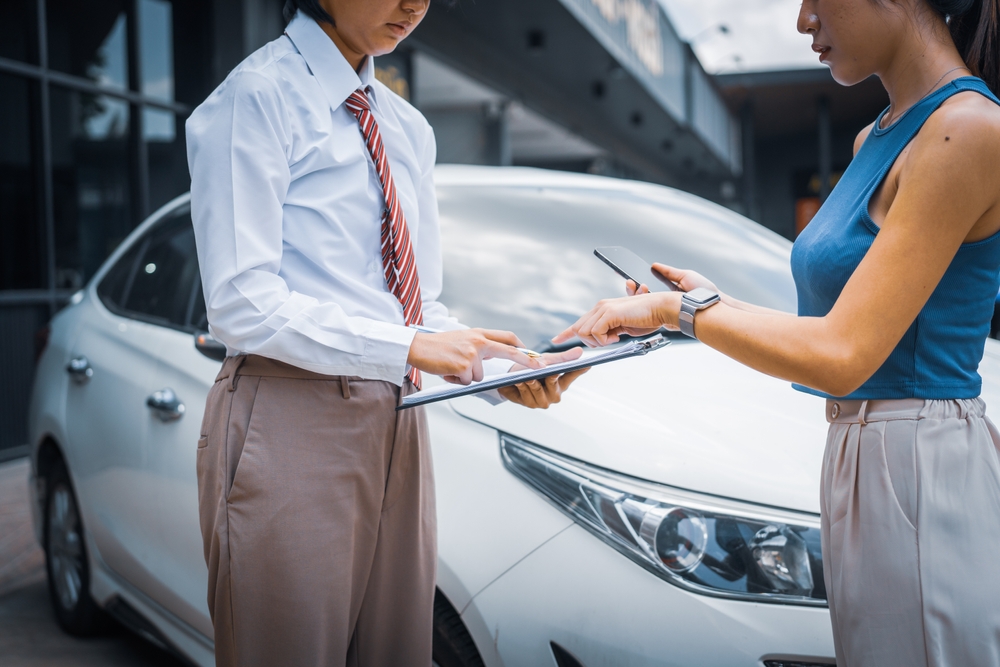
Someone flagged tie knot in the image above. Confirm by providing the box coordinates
[345,88,371,117]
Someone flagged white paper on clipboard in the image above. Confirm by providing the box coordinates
[397,334,670,410]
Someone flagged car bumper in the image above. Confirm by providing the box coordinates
[464,521,836,667]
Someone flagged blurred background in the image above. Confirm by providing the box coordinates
[0,0,889,463]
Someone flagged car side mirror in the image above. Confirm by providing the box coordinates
[194,332,227,362]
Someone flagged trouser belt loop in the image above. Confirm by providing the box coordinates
[858,399,869,426]
[228,355,247,392]
[341,377,351,400]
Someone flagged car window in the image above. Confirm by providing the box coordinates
[97,241,144,310]
[437,183,797,349]
[99,203,201,331]
[123,207,198,329]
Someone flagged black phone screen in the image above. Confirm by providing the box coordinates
[594,246,680,293]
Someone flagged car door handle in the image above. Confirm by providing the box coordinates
[146,388,186,422]
[66,356,93,384]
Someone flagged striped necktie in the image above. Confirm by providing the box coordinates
[345,88,424,388]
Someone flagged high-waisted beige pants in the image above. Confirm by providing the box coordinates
[822,398,1000,667]
[197,355,435,667]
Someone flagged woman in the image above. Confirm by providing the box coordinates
[554,0,1000,664]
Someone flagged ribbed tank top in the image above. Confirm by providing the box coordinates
[790,77,1000,400]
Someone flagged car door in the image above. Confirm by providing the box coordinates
[142,301,218,636]
[122,209,217,636]
[64,230,165,588]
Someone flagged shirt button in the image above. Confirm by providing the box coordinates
[369,261,380,273]
[831,403,841,419]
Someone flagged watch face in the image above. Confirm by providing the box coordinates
[685,287,719,305]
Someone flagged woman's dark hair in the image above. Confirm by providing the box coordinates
[928,0,1000,93]
[282,0,334,25]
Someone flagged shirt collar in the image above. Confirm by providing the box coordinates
[284,12,379,113]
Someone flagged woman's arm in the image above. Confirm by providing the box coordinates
[629,267,793,317]
[556,100,1000,396]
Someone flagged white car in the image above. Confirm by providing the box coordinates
[29,166,1000,666]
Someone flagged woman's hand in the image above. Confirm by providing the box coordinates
[627,264,719,296]
[559,262,717,346]
[552,292,682,347]
[498,347,589,409]
[407,329,543,385]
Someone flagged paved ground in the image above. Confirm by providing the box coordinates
[0,458,187,666]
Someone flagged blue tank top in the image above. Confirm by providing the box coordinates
[790,77,1000,400]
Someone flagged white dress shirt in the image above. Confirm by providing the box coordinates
[186,13,504,385]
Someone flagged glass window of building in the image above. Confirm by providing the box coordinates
[50,87,132,289]
[0,74,42,291]
[0,2,38,64]
[139,0,174,102]
[47,0,131,91]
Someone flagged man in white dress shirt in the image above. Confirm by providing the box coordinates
[186,0,586,665]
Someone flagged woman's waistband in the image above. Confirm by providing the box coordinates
[826,397,986,424]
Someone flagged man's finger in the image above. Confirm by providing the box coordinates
[542,375,561,405]
[514,381,536,408]
[497,385,518,401]
[558,367,590,390]
[480,329,526,349]
[525,379,546,404]
[481,341,541,368]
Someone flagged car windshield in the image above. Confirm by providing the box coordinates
[437,180,797,350]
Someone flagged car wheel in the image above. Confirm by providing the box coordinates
[44,460,106,636]
[432,590,485,667]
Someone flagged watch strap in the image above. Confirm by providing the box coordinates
[679,300,698,338]
[678,290,720,339]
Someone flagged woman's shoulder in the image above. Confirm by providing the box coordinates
[913,90,1000,170]
[854,121,876,156]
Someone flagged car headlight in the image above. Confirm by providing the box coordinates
[500,434,827,606]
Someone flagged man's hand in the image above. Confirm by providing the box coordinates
[407,329,543,385]
[498,347,589,409]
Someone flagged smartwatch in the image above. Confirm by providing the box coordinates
[678,287,721,339]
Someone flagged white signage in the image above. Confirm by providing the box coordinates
[588,0,664,76]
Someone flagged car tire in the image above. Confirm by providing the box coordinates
[44,459,107,636]
[432,590,485,667]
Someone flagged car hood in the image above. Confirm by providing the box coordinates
[450,340,829,514]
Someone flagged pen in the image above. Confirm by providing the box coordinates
[408,324,542,358]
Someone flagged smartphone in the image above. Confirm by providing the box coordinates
[594,246,680,293]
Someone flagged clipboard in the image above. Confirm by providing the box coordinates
[398,334,670,410]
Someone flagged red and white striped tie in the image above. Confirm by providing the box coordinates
[345,88,424,388]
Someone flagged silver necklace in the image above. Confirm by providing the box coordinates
[882,65,969,127]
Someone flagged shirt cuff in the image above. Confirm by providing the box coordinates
[477,389,506,405]
[361,321,417,384]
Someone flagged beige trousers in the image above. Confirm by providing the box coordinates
[821,398,1000,667]
[196,355,435,667]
